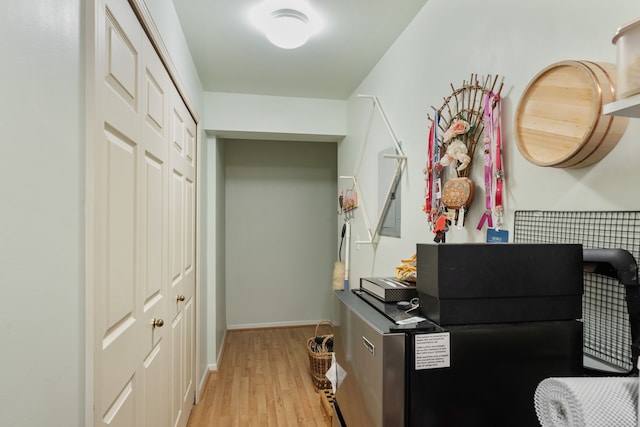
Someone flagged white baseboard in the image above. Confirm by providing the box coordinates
[200,321,320,390]
[214,328,226,370]
[227,319,321,330]
[196,329,227,401]
[197,368,209,402]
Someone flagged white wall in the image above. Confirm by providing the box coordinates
[0,1,205,425]
[340,0,640,285]
[142,0,203,112]
[223,139,337,327]
[202,91,346,367]
[214,138,227,364]
[204,92,347,141]
[203,134,228,370]
[0,1,84,426]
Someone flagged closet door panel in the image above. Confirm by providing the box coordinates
[169,85,196,427]
[96,0,143,425]
[140,33,171,427]
[94,0,195,426]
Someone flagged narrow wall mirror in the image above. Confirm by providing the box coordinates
[341,95,406,244]
[379,146,402,238]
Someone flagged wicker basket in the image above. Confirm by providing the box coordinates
[307,320,334,391]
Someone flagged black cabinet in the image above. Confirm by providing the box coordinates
[333,290,583,427]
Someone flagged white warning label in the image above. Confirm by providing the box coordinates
[415,333,450,370]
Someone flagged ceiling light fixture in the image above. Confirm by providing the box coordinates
[249,0,323,49]
[265,9,309,49]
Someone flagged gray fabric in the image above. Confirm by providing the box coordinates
[535,377,638,427]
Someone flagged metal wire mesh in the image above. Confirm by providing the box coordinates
[513,211,640,372]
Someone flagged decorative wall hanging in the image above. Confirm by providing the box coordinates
[424,74,503,240]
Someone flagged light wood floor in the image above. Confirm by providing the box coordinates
[186,326,332,427]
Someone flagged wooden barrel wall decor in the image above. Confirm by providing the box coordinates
[514,60,629,168]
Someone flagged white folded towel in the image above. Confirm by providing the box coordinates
[534,377,638,427]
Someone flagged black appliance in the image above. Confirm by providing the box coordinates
[332,243,585,427]
[416,243,583,325]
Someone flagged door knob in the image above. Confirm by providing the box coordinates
[151,318,164,328]
[176,294,185,302]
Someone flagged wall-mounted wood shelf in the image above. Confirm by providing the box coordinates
[604,93,640,118]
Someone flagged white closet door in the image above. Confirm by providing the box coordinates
[139,29,171,427]
[168,83,197,427]
[92,0,196,425]
[94,0,146,424]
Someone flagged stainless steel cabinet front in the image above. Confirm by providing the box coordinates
[334,292,405,427]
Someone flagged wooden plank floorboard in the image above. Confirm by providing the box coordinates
[186,326,332,427]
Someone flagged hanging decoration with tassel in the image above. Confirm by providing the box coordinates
[424,74,504,237]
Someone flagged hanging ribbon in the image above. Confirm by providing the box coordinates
[424,113,442,225]
[424,120,435,223]
[494,95,504,230]
[431,113,442,222]
[477,92,497,231]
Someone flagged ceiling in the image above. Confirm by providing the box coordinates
[171,0,429,100]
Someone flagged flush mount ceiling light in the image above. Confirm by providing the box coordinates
[249,0,323,49]
[266,9,309,49]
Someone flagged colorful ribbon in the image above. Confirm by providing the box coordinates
[477,92,497,231]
